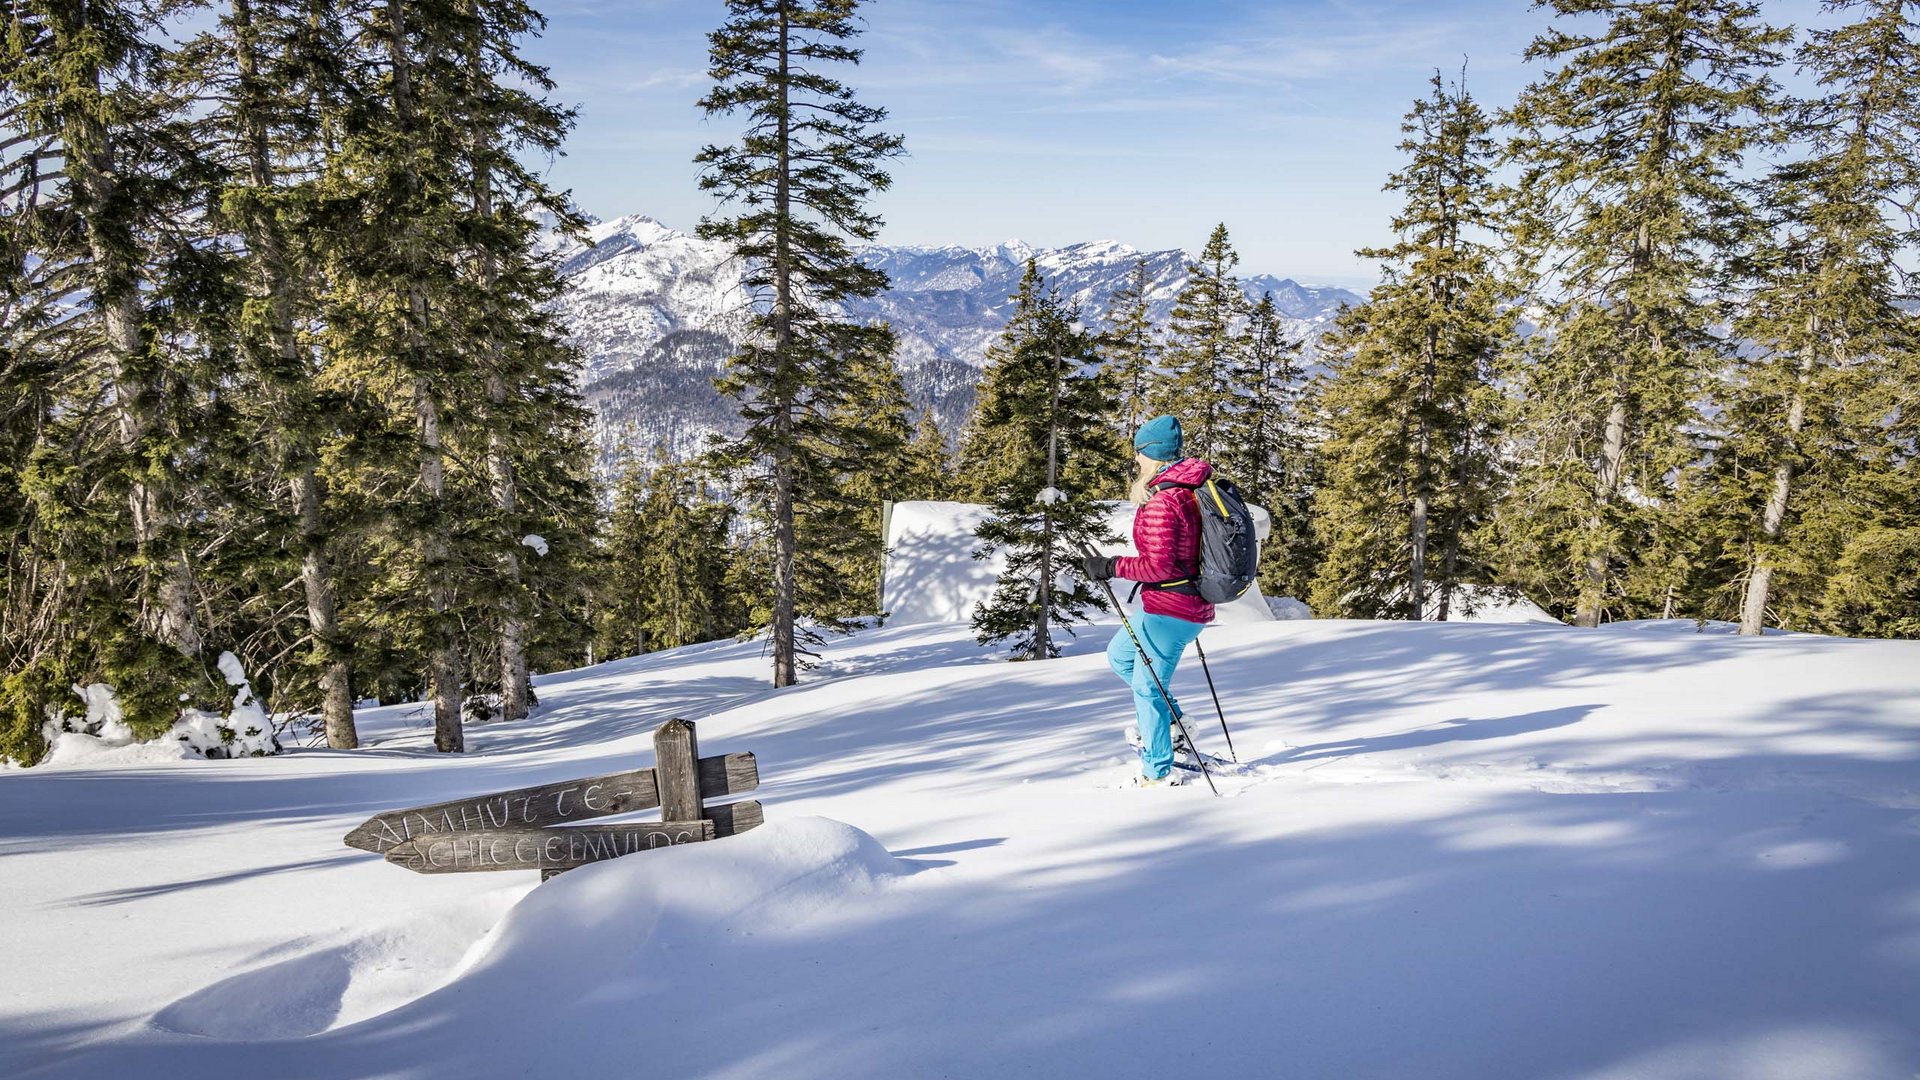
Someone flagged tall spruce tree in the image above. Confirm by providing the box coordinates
[1311,73,1511,620]
[898,407,954,500]
[1,0,227,757]
[448,0,594,719]
[321,0,476,750]
[696,0,904,687]
[1221,292,1319,599]
[1716,0,1920,635]
[822,341,913,616]
[1154,224,1247,460]
[599,453,736,654]
[962,262,1119,659]
[322,0,593,748]
[1099,256,1159,492]
[1499,0,1788,626]
[181,0,363,747]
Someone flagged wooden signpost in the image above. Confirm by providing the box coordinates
[346,718,763,880]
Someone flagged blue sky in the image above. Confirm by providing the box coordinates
[524,0,1824,287]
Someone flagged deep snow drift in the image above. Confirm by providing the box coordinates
[4,616,1919,1079]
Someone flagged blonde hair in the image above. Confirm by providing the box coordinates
[1130,453,1170,505]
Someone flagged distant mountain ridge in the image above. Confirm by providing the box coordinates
[549,215,1366,474]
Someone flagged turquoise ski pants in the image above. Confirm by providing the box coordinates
[1106,612,1205,779]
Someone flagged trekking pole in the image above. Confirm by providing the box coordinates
[1192,640,1237,763]
[1076,542,1219,797]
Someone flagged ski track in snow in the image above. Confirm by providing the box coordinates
[4,617,1919,1080]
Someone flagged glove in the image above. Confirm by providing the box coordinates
[1080,554,1117,581]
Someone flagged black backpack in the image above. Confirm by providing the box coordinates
[1147,471,1259,604]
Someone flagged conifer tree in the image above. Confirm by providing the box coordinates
[1155,224,1247,460]
[1716,0,1920,635]
[1,0,226,754]
[820,341,913,615]
[898,408,954,500]
[696,0,904,686]
[1099,256,1159,491]
[962,262,1119,659]
[1499,0,1788,626]
[632,455,736,652]
[1221,292,1318,599]
[322,0,593,747]
[181,0,363,746]
[321,0,475,749]
[596,460,654,659]
[448,0,594,719]
[1311,73,1511,620]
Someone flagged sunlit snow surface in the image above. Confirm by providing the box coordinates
[4,617,1919,1079]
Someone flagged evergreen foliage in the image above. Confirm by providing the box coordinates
[2,0,230,758]
[1710,0,1920,634]
[696,0,904,687]
[818,341,914,619]
[1153,224,1247,460]
[898,408,955,501]
[1098,257,1159,496]
[1498,0,1789,627]
[1311,74,1512,620]
[596,453,737,657]
[0,0,597,764]
[1221,292,1319,600]
[962,262,1120,659]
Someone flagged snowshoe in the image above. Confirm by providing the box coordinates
[1126,723,1240,776]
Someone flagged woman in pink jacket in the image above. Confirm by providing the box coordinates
[1080,415,1213,786]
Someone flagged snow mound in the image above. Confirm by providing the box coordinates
[39,654,279,766]
[454,817,902,994]
[1267,595,1312,620]
[153,888,527,1041]
[152,818,901,1042]
[1439,585,1561,624]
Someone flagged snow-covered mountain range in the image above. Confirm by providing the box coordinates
[549,215,1366,473]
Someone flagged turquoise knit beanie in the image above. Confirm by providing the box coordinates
[1133,414,1183,461]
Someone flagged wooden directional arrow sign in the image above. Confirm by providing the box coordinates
[348,718,769,882]
[385,821,717,874]
[343,752,758,854]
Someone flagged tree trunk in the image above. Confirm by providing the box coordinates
[490,377,531,721]
[1409,315,1438,621]
[295,470,357,747]
[769,5,796,688]
[1434,427,1471,623]
[468,82,530,719]
[1035,353,1059,660]
[1578,396,1631,628]
[387,0,463,748]
[418,380,463,752]
[1739,352,1813,636]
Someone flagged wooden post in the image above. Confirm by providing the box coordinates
[653,718,703,823]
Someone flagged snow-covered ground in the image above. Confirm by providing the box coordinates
[5,616,1919,1079]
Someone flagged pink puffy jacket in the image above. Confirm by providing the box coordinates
[1112,457,1216,624]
